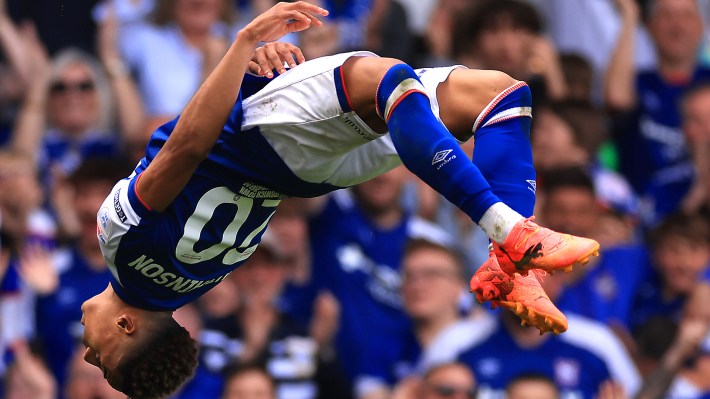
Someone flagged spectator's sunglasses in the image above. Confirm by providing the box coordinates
[49,80,95,95]
[429,383,477,398]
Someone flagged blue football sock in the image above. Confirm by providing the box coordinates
[377,64,500,223]
[472,83,536,217]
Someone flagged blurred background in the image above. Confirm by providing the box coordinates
[1,0,710,398]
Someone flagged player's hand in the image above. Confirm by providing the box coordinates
[249,42,305,77]
[240,1,328,44]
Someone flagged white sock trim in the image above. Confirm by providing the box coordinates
[478,203,524,244]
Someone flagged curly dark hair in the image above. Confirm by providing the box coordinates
[116,317,198,399]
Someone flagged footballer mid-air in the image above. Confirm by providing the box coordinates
[80,1,599,397]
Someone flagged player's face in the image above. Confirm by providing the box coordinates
[401,248,462,320]
[80,285,127,392]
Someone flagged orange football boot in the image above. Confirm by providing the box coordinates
[470,252,568,334]
[494,217,600,276]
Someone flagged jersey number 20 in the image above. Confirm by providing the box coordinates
[175,186,280,265]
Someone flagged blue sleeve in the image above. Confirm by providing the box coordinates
[241,73,275,99]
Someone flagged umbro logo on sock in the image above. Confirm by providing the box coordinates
[526,179,537,193]
[432,149,453,165]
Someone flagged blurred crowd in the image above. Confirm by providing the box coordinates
[1,0,710,398]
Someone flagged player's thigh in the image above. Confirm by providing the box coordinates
[341,56,404,131]
[436,68,519,136]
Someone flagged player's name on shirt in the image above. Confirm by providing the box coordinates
[127,255,232,293]
[238,182,285,199]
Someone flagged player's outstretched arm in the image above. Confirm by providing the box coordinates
[137,2,327,211]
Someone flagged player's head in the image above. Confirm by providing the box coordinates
[80,284,198,398]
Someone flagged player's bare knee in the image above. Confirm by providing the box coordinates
[487,70,518,95]
[341,56,409,119]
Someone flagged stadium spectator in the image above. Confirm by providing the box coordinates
[458,270,640,399]
[414,0,468,67]
[538,166,650,330]
[117,0,232,118]
[196,230,350,399]
[559,53,595,103]
[356,239,490,395]
[605,0,709,226]
[505,373,559,399]
[4,340,56,399]
[680,83,710,215]
[0,7,144,179]
[634,283,710,399]
[17,47,119,175]
[629,212,710,333]
[530,102,641,248]
[28,158,130,396]
[0,150,54,377]
[221,363,276,399]
[452,0,567,105]
[530,0,657,103]
[392,362,476,399]
[307,166,452,399]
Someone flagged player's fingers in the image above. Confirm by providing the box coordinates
[276,43,298,68]
[292,45,305,65]
[264,45,286,74]
[283,14,313,33]
[253,50,274,77]
[288,1,329,18]
[248,60,262,76]
[300,11,324,27]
